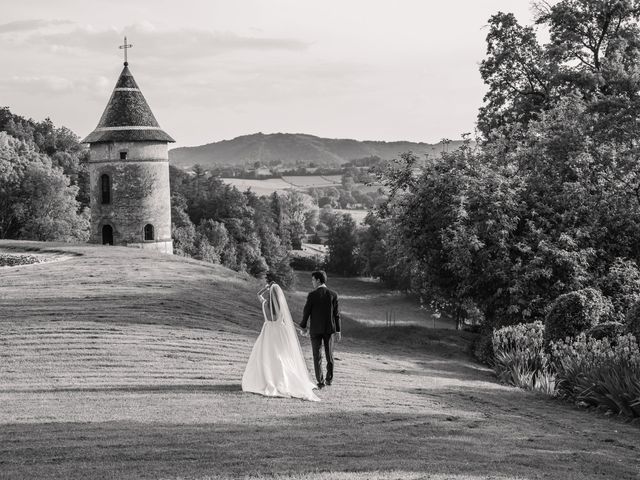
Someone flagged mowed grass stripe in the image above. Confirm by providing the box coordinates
[1,319,258,391]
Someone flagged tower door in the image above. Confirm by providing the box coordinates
[102,225,114,245]
[144,224,154,241]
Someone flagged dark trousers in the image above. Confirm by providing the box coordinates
[310,333,334,384]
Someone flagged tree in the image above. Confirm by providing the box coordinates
[356,213,412,289]
[540,0,640,94]
[196,219,229,263]
[170,192,197,257]
[325,213,360,276]
[18,161,89,241]
[0,132,88,241]
[479,2,640,143]
[478,12,553,139]
[341,173,355,191]
[276,190,311,250]
[1,107,89,226]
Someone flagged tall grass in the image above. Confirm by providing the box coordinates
[492,321,556,394]
[551,333,640,417]
[492,319,640,417]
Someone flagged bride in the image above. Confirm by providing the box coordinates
[242,272,320,402]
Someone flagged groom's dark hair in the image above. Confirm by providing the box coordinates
[311,270,327,284]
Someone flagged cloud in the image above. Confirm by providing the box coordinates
[2,22,308,59]
[0,75,110,96]
[0,19,72,34]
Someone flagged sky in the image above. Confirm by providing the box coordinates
[1,1,537,148]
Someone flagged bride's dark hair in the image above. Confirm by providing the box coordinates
[265,271,277,283]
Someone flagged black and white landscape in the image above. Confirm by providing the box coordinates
[1,1,640,480]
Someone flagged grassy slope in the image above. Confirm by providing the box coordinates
[0,241,638,480]
[290,271,455,328]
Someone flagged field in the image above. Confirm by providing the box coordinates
[219,177,295,196]
[220,176,341,195]
[220,176,370,224]
[1,241,639,480]
[281,175,341,187]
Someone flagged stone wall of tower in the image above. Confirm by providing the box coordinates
[89,140,173,254]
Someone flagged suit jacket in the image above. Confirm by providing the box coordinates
[301,285,340,335]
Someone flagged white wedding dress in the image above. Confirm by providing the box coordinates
[242,283,320,402]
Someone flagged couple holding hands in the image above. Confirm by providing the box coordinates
[241,270,341,402]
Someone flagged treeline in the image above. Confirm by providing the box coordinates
[169,165,326,286]
[0,107,89,241]
[351,0,640,345]
[206,155,384,179]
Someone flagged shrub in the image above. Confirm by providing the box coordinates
[0,254,43,267]
[586,321,625,341]
[492,321,554,392]
[626,301,640,340]
[270,257,295,289]
[309,233,323,244]
[551,333,640,417]
[289,254,323,271]
[544,288,611,344]
[472,333,494,366]
[598,258,640,323]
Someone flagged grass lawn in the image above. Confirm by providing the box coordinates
[291,270,455,329]
[0,241,638,480]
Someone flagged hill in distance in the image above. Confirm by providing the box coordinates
[169,132,465,169]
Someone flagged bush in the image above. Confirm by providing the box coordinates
[0,254,43,267]
[586,321,625,341]
[625,301,640,340]
[544,288,611,344]
[551,333,640,417]
[492,321,555,393]
[270,257,295,289]
[309,233,323,244]
[289,254,323,271]
[472,333,494,366]
[598,258,640,323]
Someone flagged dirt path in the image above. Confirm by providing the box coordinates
[0,241,638,480]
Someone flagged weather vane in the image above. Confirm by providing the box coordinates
[119,36,133,66]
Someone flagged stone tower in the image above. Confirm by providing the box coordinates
[83,56,174,254]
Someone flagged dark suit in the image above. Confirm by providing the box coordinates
[300,285,340,385]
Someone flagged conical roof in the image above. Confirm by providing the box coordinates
[83,64,174,143]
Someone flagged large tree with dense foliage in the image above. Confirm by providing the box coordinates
[368,0,640,330]
[478,1,640,142]
[0,109,89,242]
[356,212,412,289]
[324,212,360,276]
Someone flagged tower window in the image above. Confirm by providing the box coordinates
[101,174,111,204]
[120,151,128,160]
[144,224,154,241]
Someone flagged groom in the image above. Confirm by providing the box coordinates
[300,270,341,389]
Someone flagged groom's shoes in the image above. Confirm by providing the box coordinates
[317,382,325,389]
[325,380,332,386]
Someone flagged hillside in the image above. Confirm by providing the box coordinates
[1,241,639,480]
[169,132,464,169]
